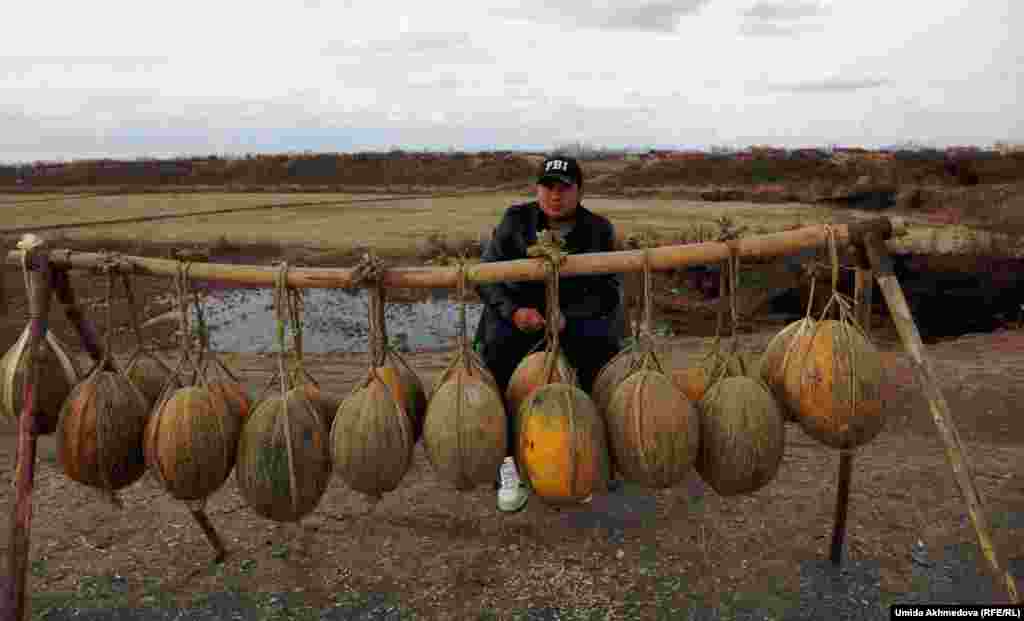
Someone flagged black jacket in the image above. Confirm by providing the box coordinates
[474,201,623,345]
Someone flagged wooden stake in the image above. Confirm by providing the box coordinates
[1,240,52,621]
[5,218,907,290]
[188,507,227,563]
[51,267,104,364]
[863,233,1020,604]
[829,255,873,565]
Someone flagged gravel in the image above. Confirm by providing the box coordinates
[34,513,1023,621]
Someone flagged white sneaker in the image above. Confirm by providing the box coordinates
[497,457,529,513]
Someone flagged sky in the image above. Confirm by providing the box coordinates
[2,0,1021,163]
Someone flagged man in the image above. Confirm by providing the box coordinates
[474,155,625,513]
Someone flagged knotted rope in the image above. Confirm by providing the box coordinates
[526,229,568,385]
[527,229,585,499]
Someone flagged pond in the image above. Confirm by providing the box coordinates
[193,287,484,354]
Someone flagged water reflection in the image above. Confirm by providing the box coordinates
[193,287,483,354]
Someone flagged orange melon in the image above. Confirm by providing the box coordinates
[144,386,241,500]
[58,370,149,491]
[517,383,609,504]
[375,358,427,442]
[778,319,883,449]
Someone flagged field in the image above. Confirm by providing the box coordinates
[0,190,998,260]
[0,190,1022,619]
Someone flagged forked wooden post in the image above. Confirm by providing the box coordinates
[863,233,1020,604]
[829,249,873,565]
[51,264,104,365]
[1,239,52,621]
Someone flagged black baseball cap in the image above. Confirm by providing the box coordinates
[537,156,583,188]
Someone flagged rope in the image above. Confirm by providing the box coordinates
[102,267,115,370]
[454,256,469,486]
[174,262,205,387]
[726,240,742,358]
[455,256,470,367]
[120,271,147,357]
[527,229,567,384]
[526,228,583,498]
[288,278,315,387]
[272,262,301,515]
[349,251,386,289]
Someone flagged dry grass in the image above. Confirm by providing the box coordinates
[0,192,883,259]
[4,190,1021,263]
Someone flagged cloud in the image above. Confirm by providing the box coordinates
[323,32,474,58]
[567,70,619,82]
[739,0,831,37]
[0,56,169,73]
[742,1,831,21]
[768,77,891,93]
[491,0,711,33]
[739,21,824,37]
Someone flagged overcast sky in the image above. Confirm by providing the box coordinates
[2,0,1020,163]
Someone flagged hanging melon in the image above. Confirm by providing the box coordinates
[506,349,576,418]
[236,388,331,522]
[423,268,507,491]
[292,379,342,430]
[604,259,699,490]
[672,256,753,405]
[514,230,604,504]
[119,270,180,414]
[126,353,180,412]
[144,385,241,500]
[330,276,416,498]
[757,318,817,423]
[331,374,415,498]
[517,383,610,504]
[57,364,150,491]
[672,348,746,405]
[591,341,639,415]
[207,378,251,421]
[432,349,498,395]
[606,368,700,489]
[697,376,785,496]
[374,355,427,441]
[1,326,81,434]
[424,365,507,491]
[144,271,245,501]
[57,269,150,493]
[778,319,883,449]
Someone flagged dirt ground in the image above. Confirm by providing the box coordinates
[0,255,1022,619]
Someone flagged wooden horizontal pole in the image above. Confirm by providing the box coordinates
[5,217,906,290]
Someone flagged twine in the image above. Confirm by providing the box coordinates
[349,252,386,289]
[526,229,567,385]
[526,228,582,498]
[274,262,301,517]
[455,255,472,367]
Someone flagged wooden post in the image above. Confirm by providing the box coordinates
[188,506,227,563]
[829,250,873,565]
[1,238,52,621]
[51,265,104,364]
[863,233,1020,604]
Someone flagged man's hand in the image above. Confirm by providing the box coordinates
[512,308,566,333]
[513,308,545,332]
